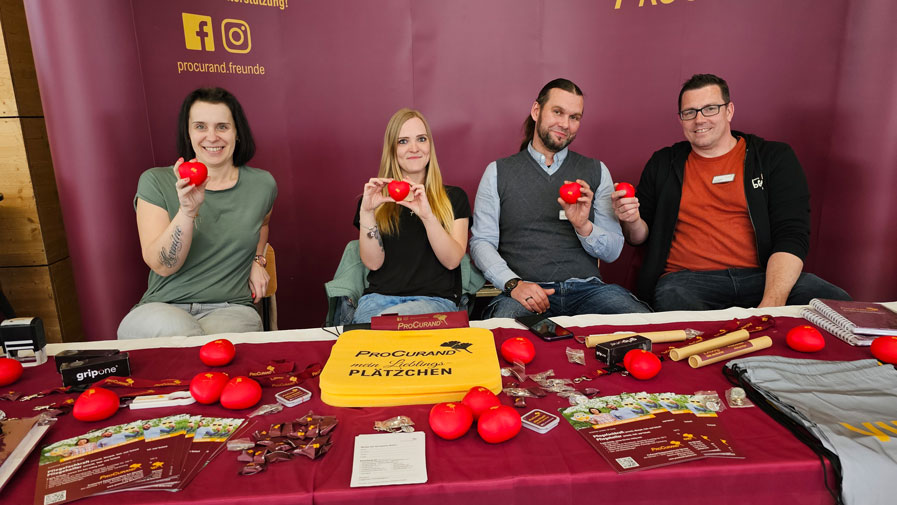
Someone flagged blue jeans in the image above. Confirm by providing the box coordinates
[653,268,851,312]
[483,279,651,319]
[352,293,459,324]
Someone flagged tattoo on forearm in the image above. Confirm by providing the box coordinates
[159,226,183,268]
[366,225,383,251]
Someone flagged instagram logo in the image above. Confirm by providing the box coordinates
[221,19,251,54]
[182,13,215,52]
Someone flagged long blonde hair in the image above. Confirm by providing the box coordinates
[375,108,455,236]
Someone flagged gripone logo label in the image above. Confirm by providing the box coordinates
[347,341,474,377]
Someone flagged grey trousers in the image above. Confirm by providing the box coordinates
[117,302,262,339]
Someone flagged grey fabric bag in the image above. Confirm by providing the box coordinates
[726,356,897,505]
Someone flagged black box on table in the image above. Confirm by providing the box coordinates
[594,335,652,365]
[59,353,131,387]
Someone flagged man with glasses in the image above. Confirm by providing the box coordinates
[612,74,849,311]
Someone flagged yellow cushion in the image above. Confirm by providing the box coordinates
[321,389,485,408]
[319,328,502,407]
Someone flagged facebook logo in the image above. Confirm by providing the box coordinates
[182,13,215,52]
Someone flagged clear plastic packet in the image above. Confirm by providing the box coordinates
[502,387,539,398]
[227,437,256,451]
[566,347,585,365]
[558,391,589,405]
[528,369,555,382]
[532,377,573,393]
[693,390,725,413]
[725,387,754,408]
[500,363,528,382]
[374,415,415,433]
[248,403,283,417]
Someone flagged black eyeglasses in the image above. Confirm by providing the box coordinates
[678,103,729,121]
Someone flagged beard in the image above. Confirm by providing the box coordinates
[536,115,575,152]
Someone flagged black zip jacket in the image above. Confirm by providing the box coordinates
[634,131,811,303]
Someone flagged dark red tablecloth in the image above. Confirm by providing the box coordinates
[2,317,867,505]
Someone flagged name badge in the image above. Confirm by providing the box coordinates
[559,210,568,221]
[712,174,735,184]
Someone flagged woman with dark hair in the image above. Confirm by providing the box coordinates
[351,108,470,323]
[117,87,276,338]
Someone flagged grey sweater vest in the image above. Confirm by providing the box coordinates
[496,150,602,283]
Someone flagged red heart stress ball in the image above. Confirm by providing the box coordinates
[0,357,24,386]
[559,182,581,204]
[623,349,662,380]
[178,160,208,186]
[614,182,635,198]
[430,387,522,444]
[462,386,502,419]
[871,335,897,364]
[429,402,474,440]
[190,371,230,404]
[500,336,536,365]
[73,387,120,422]
[388,180,411,201]
[219,376,262,410]
[199,339,236,366]
[477,405,522,444]
[785,325,826,353]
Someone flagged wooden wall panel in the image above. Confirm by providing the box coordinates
[0,259,83,343]
[0,117,47,266]
[49,257,83,342]
[22,117,66,263]
[0,0,82,342]
[0,118,49,266]
[0,0,41,116]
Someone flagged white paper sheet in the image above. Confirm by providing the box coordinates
[349,432,427,488]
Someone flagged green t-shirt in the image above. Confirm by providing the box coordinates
[135,165,277,306]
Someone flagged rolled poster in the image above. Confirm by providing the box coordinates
[584,330,688,348]
[688,336,773,368]
[669,329,749,361]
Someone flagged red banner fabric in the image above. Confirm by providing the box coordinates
[21,0,897,339]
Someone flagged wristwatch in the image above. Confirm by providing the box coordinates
[254,254,267,267]
[503,278,521,295]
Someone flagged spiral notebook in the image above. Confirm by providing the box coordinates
[800,308,875,346]
[809,299,897,337]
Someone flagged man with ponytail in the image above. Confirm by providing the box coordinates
[470,79,650,318]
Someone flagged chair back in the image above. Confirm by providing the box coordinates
[264,244,277,296]
[257,243,277,331]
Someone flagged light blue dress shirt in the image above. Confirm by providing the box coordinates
[469,143,623,289]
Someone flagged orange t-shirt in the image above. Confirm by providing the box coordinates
[665,137,760,273]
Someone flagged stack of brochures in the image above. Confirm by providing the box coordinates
[34,414,246,504]
[801,298,897,346]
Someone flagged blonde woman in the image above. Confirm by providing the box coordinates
[353,109,470,323]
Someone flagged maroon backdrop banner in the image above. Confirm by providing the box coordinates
[22,0,897,340]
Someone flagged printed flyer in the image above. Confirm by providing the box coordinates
[34,415,245,505]
[561,393,740,473]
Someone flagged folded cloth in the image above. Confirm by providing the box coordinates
[725,356,897,505]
